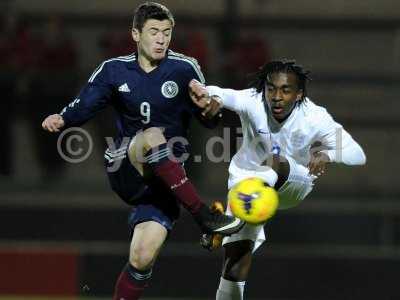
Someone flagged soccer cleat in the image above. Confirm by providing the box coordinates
[194,202,245,236]
[199,201,224,251]
[210,201,225,215]
[200,232,223,251]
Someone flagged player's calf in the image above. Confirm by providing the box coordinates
[215,241,253,300]
[222,240,254,282]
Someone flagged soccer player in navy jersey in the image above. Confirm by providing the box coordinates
[42,2,244,299]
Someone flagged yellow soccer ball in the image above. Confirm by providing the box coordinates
[228,177,279,225]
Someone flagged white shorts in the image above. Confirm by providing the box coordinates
[222,156,315,252]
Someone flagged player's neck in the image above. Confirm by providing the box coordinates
[137,53,160,73]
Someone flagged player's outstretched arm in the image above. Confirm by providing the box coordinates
[189,79,251,116]
[316,110,366,166]
[206,85,249,113]
[42,114,65,133]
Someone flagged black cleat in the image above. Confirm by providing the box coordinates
[200,233,223,251]
[194,204,245,236]
[199,201,225,251]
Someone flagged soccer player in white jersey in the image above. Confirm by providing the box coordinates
[189,59,366,300]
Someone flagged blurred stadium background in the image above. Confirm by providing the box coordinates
[1,0,400,299]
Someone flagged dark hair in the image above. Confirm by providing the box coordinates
[249,59,311,103]
[132,2,175,32]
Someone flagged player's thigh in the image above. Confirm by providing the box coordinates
[105,153,148,204]
[222,240,254,281]
[129,220,168,268]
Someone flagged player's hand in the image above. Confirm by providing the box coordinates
[189,79,222,118]
[308,152,330,177]
[41,114,65,133]
[189,79,209,108]
[200,95,222,118]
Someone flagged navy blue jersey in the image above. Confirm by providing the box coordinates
[60,50,208,154]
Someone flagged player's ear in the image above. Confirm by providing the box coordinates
[296,89,303,101]
[131,28,140,42]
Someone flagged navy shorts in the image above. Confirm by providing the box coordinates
[105,152,180,232]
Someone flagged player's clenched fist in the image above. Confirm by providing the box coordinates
[189,79,209,108]
[42,114,65,132]
[308,151,330,177]
[189,79,222,118]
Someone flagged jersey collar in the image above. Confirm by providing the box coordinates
[127,52,168,74]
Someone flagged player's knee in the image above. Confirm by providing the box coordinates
[275,160,290,190]
[142,127,167,151]
[129,245,156,271]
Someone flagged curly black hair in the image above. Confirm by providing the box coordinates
[249,59,311,103]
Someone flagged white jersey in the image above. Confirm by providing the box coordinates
[208,86,367,251]
[207,86,366,188]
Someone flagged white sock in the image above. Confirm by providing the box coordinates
[216,277,245,300]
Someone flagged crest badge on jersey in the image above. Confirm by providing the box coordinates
[161,81,179,99]
[291,131,306,148]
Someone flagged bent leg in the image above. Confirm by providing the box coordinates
[128,127,204,214]
[127,127,243,235]
[113,221,167,300]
